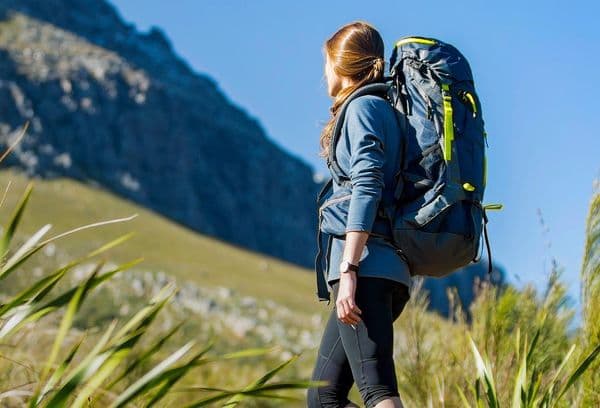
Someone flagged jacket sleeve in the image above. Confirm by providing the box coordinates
[343,97,386,233]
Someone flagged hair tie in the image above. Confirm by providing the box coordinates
[372,57,384,70]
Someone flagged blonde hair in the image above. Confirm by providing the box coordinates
[319,21,385,159]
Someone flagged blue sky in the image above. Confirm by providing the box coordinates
[110,0,599,328]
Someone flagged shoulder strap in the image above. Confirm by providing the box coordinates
[326,82,392,187]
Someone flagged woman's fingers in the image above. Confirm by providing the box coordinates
[347,298,362,315]
[344,298,362,324]
[345,310,362,325]
[336,298,362,325]
[338,301,358,323]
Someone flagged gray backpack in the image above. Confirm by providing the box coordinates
[326,35,503,278]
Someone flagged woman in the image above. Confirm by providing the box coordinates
[307,21,413,408]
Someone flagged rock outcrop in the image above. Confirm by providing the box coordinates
[0,0,323,267]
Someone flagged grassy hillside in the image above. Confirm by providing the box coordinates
[0,167,594,407]
[0,168,323,316]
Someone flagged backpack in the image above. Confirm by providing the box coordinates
[326,35,503,279]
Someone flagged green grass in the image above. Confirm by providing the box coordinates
[0,175,318,406]
[0,168,322,317]
[2,165,596,406]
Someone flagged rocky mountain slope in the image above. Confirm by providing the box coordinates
[0,0,322,267]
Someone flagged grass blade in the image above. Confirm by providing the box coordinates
[1,224,51,276]
[31,334,86,407]
[0,122,28,165]
[511,338,527,408]
[144,343,215,407]
[555,342,600,402]
[0,180,12,210]
[38,262,103,386]
[0,182,33,263]
[222,353,300,407]
[70,348,129,408]
[539,344,576,404]
[0,265,68,316]
[0,229,138,283]
[42,320,118,407]
[106,321,184,389]
[468,333,498,408]
[110,283,175,342]
[109,341,195,408]
[184,379,324,407]
[38,217,138,248]
[455,383,474,408]
[0,258,140,339]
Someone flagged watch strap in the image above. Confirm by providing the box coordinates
[341,260,360,273]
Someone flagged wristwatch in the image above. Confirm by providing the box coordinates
[339,259,360,274]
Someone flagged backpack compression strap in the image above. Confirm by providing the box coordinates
[326,82,392,188]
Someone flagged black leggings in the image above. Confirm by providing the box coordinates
[307,276,411,408]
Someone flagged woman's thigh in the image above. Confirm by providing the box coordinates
[307,305,354,407]
[308,277,411,408]
[333,276,408,408]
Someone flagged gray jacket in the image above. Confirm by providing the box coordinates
[315,94,412,303]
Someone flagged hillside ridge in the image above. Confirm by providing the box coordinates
[0,0,323,267]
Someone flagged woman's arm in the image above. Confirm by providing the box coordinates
[336,96,387,326]
[342,231,369,265]
[342,96,387,262]
[344,98,386,235]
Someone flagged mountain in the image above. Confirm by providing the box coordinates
[0,0,507,313]
[0,0,323,268]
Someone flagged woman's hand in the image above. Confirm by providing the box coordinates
[336,270,362,326]
[337,231,368,326]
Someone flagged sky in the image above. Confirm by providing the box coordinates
[110,0,599,329]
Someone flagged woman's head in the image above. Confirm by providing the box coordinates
[320,21,385,158]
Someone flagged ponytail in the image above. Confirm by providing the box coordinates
[319,21,385,159]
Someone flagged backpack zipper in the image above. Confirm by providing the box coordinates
[458,89,478,118]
